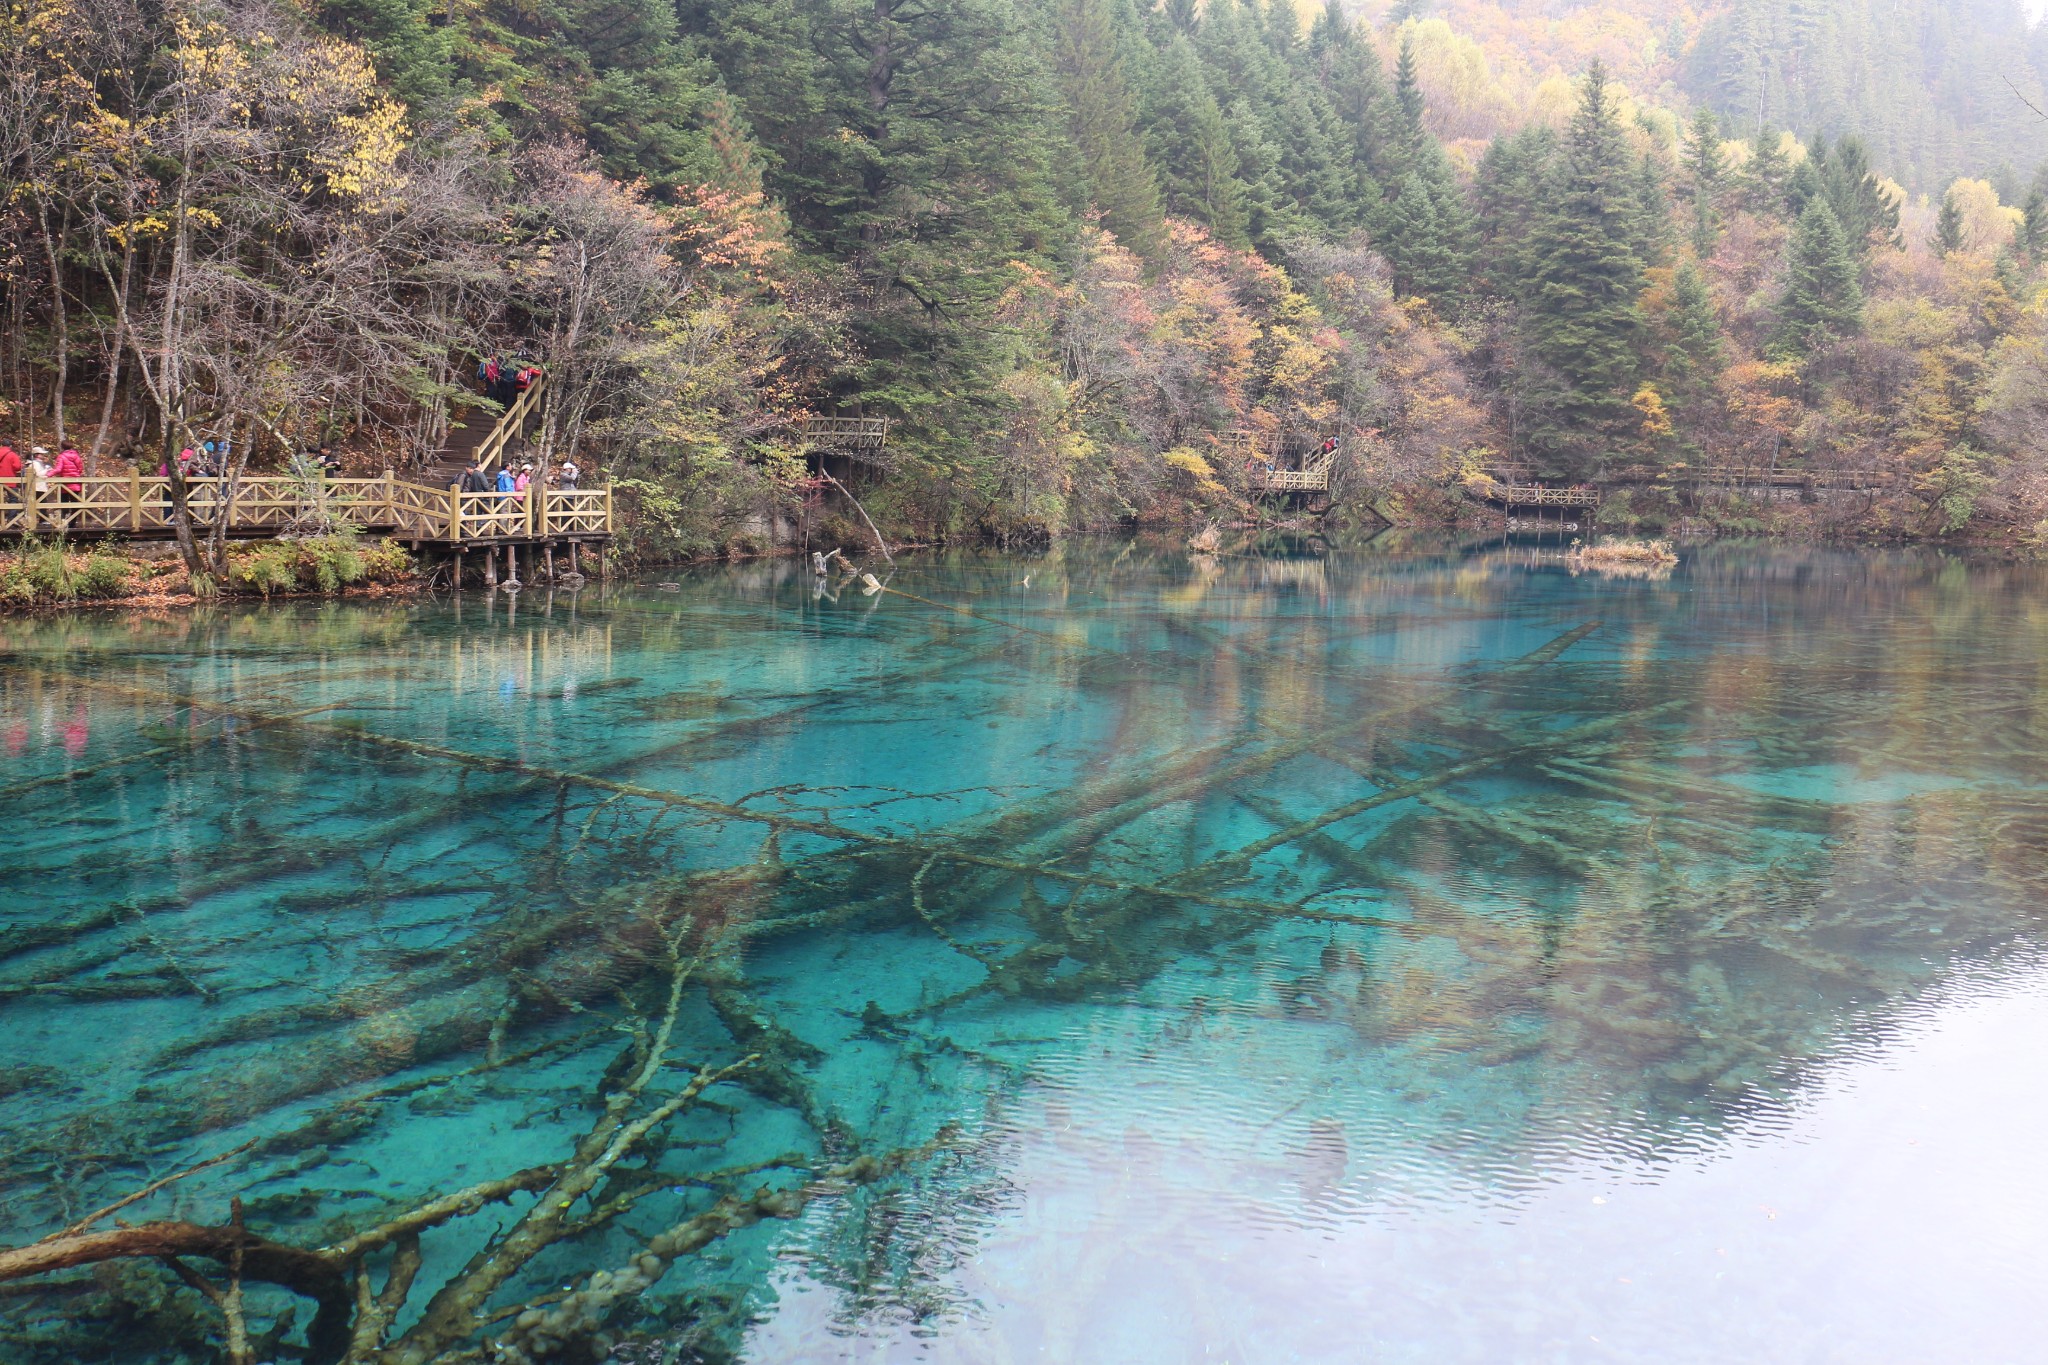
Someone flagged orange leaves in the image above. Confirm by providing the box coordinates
[671,184,787,285]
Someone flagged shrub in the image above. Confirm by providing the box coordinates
[223,535,415,596]
[0,540,136,605]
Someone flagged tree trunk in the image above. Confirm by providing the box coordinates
[89,241,136,464]
[37,204,69,452]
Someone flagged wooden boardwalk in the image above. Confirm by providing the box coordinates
[0,472,612,549]
[1475,481,1601,509]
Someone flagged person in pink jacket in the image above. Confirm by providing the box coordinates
[51,447,84,501]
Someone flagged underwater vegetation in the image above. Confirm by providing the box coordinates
[1,540,2046,1361]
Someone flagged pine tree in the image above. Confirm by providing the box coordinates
[1056,0,1167,258]
[1773,200,1863,357]
[1518,62,1650,475]
[1935,188,1966,256]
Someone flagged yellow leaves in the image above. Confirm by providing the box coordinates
[312,99,410,209]
[1161,446,1226,497]
[1940,178,2018,256]
[1632,384,1673,438]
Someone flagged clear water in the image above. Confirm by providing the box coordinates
[4,536,2047,1363]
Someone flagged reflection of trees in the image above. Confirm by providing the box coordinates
[2,542,2046,1359]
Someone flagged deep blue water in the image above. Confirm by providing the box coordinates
[3,536,2046,1363]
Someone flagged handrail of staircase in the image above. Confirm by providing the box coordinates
[474,374,547,475]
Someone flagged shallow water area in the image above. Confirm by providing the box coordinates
[3,536,2046,1363]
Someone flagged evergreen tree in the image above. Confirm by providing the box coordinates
[1306,1,1390,222]
[1820,136,1899,255]
[1518,62,1649,475]
[2022,189,2048,262]
[1773,200,1863,357]
[1372,35,1475,310]
[1141,36,1251,246]
[1681,106,1726,258]
[1631,152,1674,269]
[1473,123,1557,298]
[1740,125,1793,216]
[1223,95,1306,248]
[1785,141,1825,219]
[1662,258,1728,413]
[1055,0,1167,258]
[1935,188,1966,256]
[317,0,454,109]
[688,0,1070,404]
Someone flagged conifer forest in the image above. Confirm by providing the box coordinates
[7,0,2048,552]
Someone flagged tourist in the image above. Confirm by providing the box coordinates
[459,459,492,494]
[559,459,579,489]
[52,446,83,495]
[27,448,51,521]
[515,464,532,495]
[0,441,19,504]
[495,464,516,499]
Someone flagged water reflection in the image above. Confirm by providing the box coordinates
[1,538,2044,1362]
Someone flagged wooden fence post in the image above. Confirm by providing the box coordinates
[449,484,463,541]
[24,471,38,535]
[383,469,394,526]
[128,467,142,529]
[604,484,614,536]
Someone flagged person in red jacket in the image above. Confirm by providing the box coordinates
[51,447,85,509]
[0,443,20,504]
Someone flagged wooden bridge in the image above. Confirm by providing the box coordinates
[0,472,611,550]
[799,416,891,455]
[1604,464,1897,491]
[1242,432,1336,494]
[1472,479,1601,509]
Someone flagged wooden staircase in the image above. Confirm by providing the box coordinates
[422,377,547,488]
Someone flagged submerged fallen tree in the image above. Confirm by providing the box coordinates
[0,924,953,1365]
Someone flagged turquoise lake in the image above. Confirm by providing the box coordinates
[3,536,2047,1363]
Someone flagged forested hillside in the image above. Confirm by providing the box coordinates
[8,0,2048,557]
[1686,0,2048,194]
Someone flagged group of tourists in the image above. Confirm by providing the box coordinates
[158,442,231,480]
[477,354,543,408]
[0,442,85,508]
[458,457,579,498]
[294,445,345,478]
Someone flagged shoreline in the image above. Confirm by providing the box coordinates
[4,513,2040,617]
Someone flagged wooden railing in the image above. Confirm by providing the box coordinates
[1474,481,1602,508]
[799,416,890,452]
[0,472,611,545]
[475,375,547,475]
[1248,443,1336,494]
[1603,463,1896,491]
